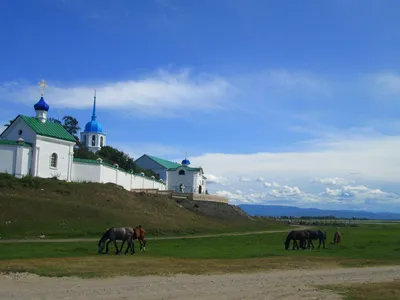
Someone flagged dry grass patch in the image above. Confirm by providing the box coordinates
[321,281,400,300]
[0,256,345,278]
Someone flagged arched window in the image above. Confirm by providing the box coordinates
[100,136,104,147]
[82,135,87,146]
[91,135,96,146]
[179,170,185,175]
[50,153,58,168]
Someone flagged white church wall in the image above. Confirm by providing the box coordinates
[100,164,117,184]
[35,137,74,181]
[72,159,166,191]
[1,118,36,144]
[16,146,32,178]
[72,161,101,182]
[0,144,32,177]
[167,168,197,193]
[202,177,207,193]
[116,169,131,189]
[130,175,143,189]
[0,146,16,175]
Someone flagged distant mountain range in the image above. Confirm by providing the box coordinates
[238,204,400,220]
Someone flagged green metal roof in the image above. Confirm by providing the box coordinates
[19,115,76,142]
[0,139,32,148]
[146,155,182,169]
[145,154,202,172]
[168,165,202,172]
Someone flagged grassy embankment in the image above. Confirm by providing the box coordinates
[0,173,286,239]
[0,223,399,278]
[320,282,400,300]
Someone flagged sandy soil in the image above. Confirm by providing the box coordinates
[0,266,399,300]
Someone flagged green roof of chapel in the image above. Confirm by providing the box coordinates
[19,115,76,142]
[146,155,202,171]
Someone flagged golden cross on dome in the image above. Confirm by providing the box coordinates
[38,79,48,97]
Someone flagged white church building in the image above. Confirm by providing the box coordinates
[135,154,208,194]
[0,82,207,194]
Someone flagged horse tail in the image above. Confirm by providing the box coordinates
[98,228,111,246]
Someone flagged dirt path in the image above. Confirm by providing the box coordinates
[0,227,308,244]
[0,265,399,300]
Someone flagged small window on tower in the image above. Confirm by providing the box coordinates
[179,170,185,175]
[100,136,104,147]
[18,129,23,136]
[92,135,96,146]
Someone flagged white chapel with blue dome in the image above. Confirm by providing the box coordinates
[0,80,211,196]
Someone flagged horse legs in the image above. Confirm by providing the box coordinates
[139,238,146,252]
[292,239,299,250]
[124,239,132,255]
[113,239,120,254]
[130,240,135,255]
[120,240,126,254]
[309,239,315,250]
[105,240,111,254]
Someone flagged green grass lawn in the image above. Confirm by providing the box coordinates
[0,224,399,261]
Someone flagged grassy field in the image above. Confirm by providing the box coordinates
[321,282,400,300]
[0,223,399,278]
[0,174,286,239]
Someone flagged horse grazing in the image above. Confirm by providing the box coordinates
[98,227,136,255]
[284,230,310,250]
[305,230,326,249]
[134,225,147,252]
[333,231,342,244]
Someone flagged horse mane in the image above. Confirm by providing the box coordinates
[98,228,112,245]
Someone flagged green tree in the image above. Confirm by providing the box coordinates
[3,120,14,128]
[48,117,61,124]
[97,146,158,178]
[74,145,99,160]
[62,116,80,144]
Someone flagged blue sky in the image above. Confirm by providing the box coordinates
[2,0,400,212]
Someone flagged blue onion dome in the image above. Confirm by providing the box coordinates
[84,120,103,133]
[34,97,50,112]
[181,159,190,165]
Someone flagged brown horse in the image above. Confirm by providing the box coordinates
[284,230,310,250]
[333,231,342,244]
[135,225,146,252]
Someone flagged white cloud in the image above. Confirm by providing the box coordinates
[0,69,233,116]
[191,134,400,183]
[238,176,252,182]
[191,131,400,211]
[321,185,399,203]
[205,174,230,186]
[255,177,264,182]
[368,72,400,97]
[312,177,350,185]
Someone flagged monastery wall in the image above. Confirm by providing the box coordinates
[71,158,166,191]
[0,143,32,178]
